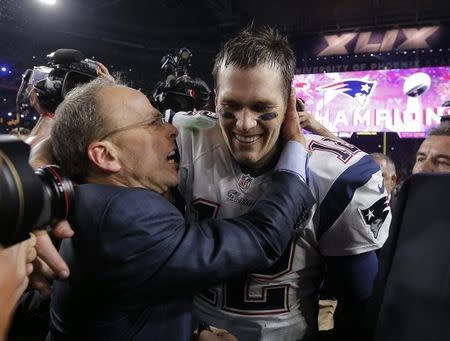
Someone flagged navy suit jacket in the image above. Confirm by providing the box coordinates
[49,172,313,341]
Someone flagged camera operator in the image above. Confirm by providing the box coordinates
[0,235,37,341]
[17,49,112,149]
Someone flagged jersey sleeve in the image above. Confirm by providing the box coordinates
[306,136,391,256]
[176,125,195,202]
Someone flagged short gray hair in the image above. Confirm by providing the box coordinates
[52,76,121,183]
[428,122,450,137]
[370,152,396,175]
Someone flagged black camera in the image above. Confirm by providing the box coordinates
[0,136,74,246]
[152,47,211,113]
[16,49,98,116]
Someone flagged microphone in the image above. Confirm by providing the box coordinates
[47,49,84,64]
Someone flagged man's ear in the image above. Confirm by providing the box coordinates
[391,174,398,186]
[87,141,121,173]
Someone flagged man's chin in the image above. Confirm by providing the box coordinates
[233,152,260,169]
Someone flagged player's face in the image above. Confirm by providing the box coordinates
[215,64,287,169]
[412,135,450,174]
[100,87,180,193]
[373,158,396,195]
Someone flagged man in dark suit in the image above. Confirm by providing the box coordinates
[47,76,314,341]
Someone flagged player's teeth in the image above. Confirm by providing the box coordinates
[235,135,259,143]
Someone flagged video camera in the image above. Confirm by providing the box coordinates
[152,47,211,113]
[16,49,98,116]
[0,136,74,246]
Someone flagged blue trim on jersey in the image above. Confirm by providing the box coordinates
[317,154,380,238]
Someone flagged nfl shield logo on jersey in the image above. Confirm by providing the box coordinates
[238,173,254,190]
[359,196,390,239]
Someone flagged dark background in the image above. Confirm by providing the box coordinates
[1,0,449,178]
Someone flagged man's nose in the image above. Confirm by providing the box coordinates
[167,123,178,139]
[236,111,257,131]
[420,159,435,173]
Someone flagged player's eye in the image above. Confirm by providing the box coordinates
[219,111,236,119]
[258,112,278,121]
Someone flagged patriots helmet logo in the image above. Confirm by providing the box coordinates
[359,196,390,239]
[318,79,377,107]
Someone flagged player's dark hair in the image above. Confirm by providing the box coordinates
[212,24,296,101]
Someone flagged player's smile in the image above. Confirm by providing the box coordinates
[233,133,263,144]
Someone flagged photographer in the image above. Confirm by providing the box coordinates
[17,50,111,149]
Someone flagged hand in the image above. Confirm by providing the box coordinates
[0,235,37,337]
[194,326,237,341]
[280,88,305,146]
[296,99,318,132]
[30,221,74,296]
[95,62,114,81]
[296,99,339,140]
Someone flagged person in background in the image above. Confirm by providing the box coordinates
[412,122,450,174]
[370,153,397,197]
[25,61,111,148]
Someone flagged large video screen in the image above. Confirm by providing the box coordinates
[294,66,450,134]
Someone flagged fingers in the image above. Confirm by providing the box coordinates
[296,98,305,112]
[53,220,75,239]
[96,62,111,76]
[284,87,300,126]
[26,233,37,261]
[96,62,115,82]
[280,88,304,144]
[26,262,34,276]
[12,275,30,306]
[197,326,238,341]
[29,257,54,296]
[33,231,69,279]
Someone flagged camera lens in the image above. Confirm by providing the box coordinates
[34,165,74,228]
[0,137,74,246]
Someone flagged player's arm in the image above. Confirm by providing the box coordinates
[315,150,391,339]
[325,251,378,340]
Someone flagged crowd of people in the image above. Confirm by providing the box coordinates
[1,25,449,341]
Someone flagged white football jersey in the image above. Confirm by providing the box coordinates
[177,125,391,341]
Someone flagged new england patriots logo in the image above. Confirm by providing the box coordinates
[318,79,377,107]
[359,196,390,239]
